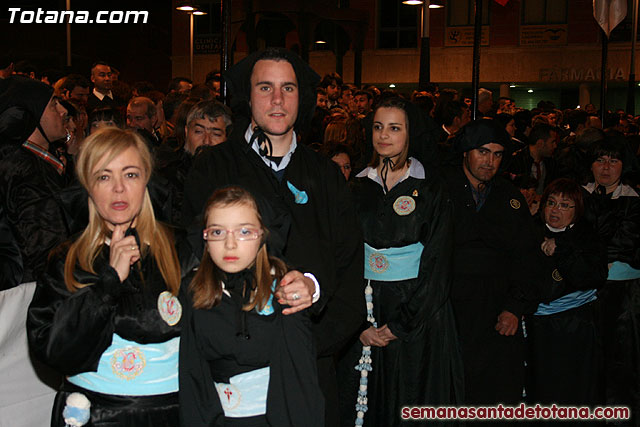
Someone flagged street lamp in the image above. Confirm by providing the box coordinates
[402,0,435,89]
[176,2,207,81]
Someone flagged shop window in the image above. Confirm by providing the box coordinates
[522,0,567,25]
[378,0,419,48]
[447,0,490,27]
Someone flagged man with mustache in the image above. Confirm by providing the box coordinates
[442,119,541,406]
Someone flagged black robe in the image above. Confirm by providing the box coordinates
[27,230,197,427]
[179,286,324,427]
[339,164,463,427]
[526,219,607,407]
[442,166,541,405]
[0,145,72,283]
[583,186,640,424]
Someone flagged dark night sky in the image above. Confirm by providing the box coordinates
[1,0,173,88]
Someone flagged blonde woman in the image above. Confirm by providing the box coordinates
[28,128,195,426]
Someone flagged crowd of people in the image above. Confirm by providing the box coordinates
[0,48,639,426]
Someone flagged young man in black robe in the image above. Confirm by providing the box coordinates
[182,48,365,426]
[441,119,541,405]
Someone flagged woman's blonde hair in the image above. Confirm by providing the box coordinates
[64,127,180,294]
[189,186,287,311]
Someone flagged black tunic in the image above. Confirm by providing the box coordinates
[526,219,607,407]
[341,164,463,427]
[179,285,324,427]
[442,166,541,405]
[583,185,640,424]
[27,232,197,427]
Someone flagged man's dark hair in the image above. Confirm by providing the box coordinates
[341,84,355,94]
[319,72,343,89]
[186,99,233,136]
[14,60,37,77]
[424,82,439,95]
[61,74,90,92]
[566,110,589,132]
[316,87,327,96]
[514,110,532,133]
[529,123,556,146]
[441,100,467,127]
[354,90,372,101]
[91,61,110,73]
[537,100,555,111]
[41,69,65,84]
[163,92,189,123]
[190,84,214,100]
[167,77,192,93]
[495,113,514,131]
[603,112,620,130]
[133,81,155,96]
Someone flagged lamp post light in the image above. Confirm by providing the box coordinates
[402,0,442,90]
[176,2,207,81]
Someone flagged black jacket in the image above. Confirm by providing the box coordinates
[442,166,541,317]
[583,187,640,268]
[0,145,72,283]
[532,219,608,304]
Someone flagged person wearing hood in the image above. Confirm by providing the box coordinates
[182,48,364,426]
[582,137,640,421]
[0,76,73,285]
[340,97,463,426]
[441,119,541,405]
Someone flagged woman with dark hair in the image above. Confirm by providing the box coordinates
[322,144,353,181]
[495,113,516,138]
[582,137,640,420]
[526,178,607,408]
[341,97,462,426]
[88,106,124,135]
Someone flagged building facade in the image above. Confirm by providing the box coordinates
[172,0,640,110]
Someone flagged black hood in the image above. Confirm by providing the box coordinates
[454,118,512,154]
[223,48,320,136]
[0,76,53,145]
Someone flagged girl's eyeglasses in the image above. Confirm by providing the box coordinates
[203,227,263,241]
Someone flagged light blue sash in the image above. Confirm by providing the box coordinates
[214,367,270,418]
[364,242,424,281]
[607,261,640,281]
[535,289,598,316]
[67,334,179,396]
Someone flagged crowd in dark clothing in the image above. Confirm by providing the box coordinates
[1,52,640,426]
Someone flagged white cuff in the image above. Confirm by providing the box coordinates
[304,272,321,304]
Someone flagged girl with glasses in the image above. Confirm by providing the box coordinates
[179,186,323,426]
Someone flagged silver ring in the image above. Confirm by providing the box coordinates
[131,246,136,251]
[292,293,300,301]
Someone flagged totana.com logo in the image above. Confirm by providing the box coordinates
[7,7,149,24]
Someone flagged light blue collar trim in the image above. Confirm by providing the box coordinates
[244,125,297,172]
